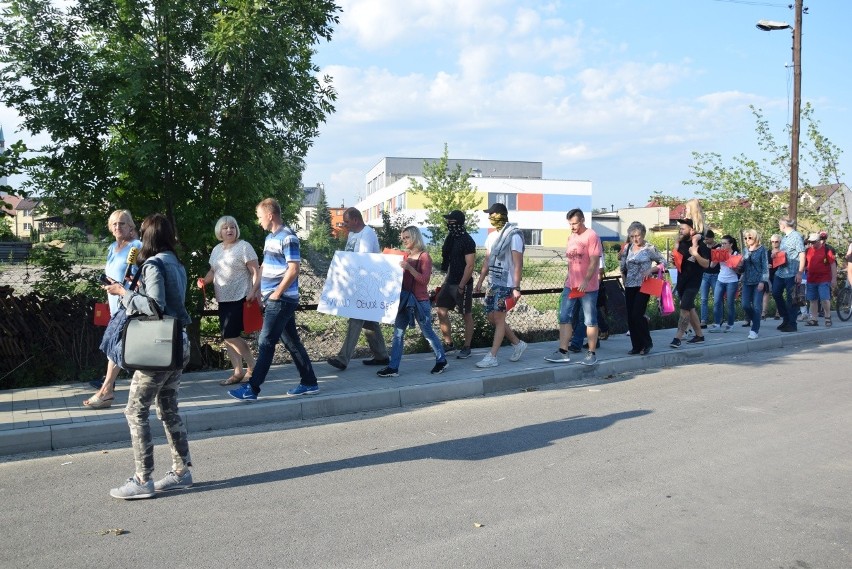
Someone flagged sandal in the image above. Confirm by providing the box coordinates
[219,372,246,386]
[825,316,832,328]
[805,319,818,326]
[84,394,114,409]
[761,312,767,320]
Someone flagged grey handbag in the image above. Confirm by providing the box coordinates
[122,313,183,371]
[120,259,184,371]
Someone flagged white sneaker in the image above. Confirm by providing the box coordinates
[509,340,527,362]
[475,353,499,368]
[747,331,758,340]
[723,324,732,333]
[110,476,155,500]
[707,324,721,333]
[154,469,193,492]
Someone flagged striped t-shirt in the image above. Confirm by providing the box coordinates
[261,226,300,299]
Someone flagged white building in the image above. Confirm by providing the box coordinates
[355,157,598,246]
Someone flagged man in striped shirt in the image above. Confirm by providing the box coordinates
[228,198,319,400]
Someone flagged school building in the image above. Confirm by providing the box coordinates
[354,157,615,246]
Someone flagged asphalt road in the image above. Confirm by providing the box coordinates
[1,339,850,569]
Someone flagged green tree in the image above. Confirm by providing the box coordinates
[684,105,842,241]
[307,185,334,254]
[0,0,340,258]
[408,143,483,245]
[375,209,414,250]
[0,216,17,241]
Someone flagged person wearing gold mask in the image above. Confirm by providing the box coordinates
[473,203,527,368]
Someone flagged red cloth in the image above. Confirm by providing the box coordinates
[711,248,731,264]
[671,249,683,272]
[805,245,835,283]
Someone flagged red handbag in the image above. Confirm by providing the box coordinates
[639,266,665,297]
[243,299,263,333]
[93,302,111,326]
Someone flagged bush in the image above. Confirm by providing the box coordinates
[29,244,102,298]
[44,226,87,244]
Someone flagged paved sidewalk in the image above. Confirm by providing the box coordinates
[2,318,850,456]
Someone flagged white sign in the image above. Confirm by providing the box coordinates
[317,251,403,324]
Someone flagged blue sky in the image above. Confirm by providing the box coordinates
[301,0,851,210]
[2,0,850,212]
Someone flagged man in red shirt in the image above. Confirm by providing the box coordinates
[804,232,837,327]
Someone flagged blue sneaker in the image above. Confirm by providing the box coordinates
[287,384,319,396]
[228,383,257,401]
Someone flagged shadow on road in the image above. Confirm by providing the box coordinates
[188,409,652,494]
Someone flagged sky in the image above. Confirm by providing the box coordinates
[2,0,851,212]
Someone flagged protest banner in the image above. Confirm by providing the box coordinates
[317,251,404,324]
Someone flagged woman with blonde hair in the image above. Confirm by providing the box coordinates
[377,226,448,378]
[740,228,770,339]
[683,198,706,236]
[198,216,260,385]
[85,209,142,409]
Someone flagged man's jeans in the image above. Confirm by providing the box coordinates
[250,298,317,392]
[772,274,798,330]
[700,273,718,323]
[336,319,388,366]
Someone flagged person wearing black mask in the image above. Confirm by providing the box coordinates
[435,210,476,359]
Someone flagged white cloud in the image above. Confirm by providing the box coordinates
[337,0,507,48]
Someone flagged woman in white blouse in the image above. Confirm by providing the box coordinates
[198,216,260,385]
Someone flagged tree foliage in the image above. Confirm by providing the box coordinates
[684,104,845,243]
[306,186,335,255]
[375,208,413,250]
[408,143,483,245]
[0,0,340,259]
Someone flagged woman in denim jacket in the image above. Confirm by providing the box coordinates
[104,213,193,499]
[741,228,770,339]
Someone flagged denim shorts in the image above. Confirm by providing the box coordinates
[484,285,514,314]
[558,288,598,326]
[806,282,830,302]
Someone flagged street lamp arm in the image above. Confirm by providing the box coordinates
[756,20,792,31]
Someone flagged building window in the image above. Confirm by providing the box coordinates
[23,222,31,231]
[396,192,406,211]
[521,229,541,246]
[488,193,517,210]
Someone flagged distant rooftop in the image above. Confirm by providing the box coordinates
[369,157,543,182]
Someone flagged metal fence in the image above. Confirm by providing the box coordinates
[1,247,622,372]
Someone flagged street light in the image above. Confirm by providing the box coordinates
[756,0,803,223]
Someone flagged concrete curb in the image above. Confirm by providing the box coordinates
[2,323,850,457]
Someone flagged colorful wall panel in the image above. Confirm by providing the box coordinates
[517,193,544,211]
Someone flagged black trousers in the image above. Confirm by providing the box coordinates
[625,286,652,351]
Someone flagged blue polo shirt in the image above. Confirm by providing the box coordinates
[261,226,300,299]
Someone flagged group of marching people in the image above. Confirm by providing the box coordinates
[89,197,847,500]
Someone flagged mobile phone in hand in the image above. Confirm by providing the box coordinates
[99,274,115,285]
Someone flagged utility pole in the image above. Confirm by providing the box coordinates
[789,0,803,223]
